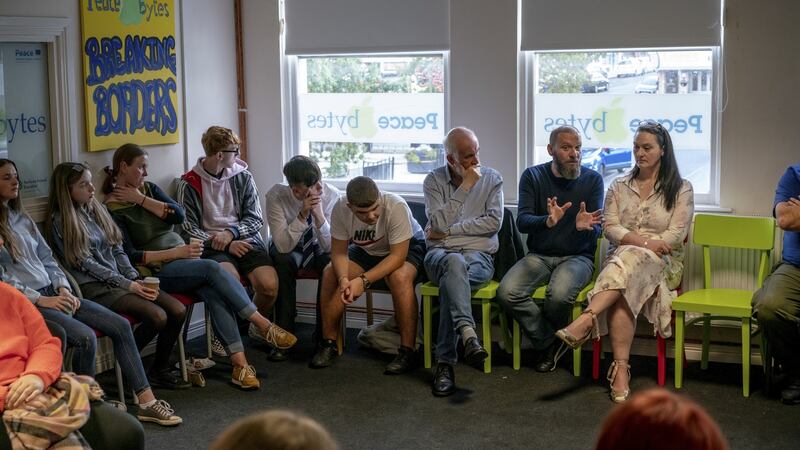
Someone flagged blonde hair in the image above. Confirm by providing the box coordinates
[209,410,339,450]
[45,163,123,267]
[0,159,25,261]
[201,126,241,157]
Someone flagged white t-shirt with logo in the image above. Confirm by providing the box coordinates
[330,192,421,257]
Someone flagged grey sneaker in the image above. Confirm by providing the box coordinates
[137,399,183,426]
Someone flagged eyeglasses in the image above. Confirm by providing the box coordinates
[220,146,240,155]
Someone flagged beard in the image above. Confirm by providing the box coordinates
[554,158,581,180]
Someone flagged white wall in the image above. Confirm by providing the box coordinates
[3,1,797,214]
[719,0,800,215]
[0,0,239,193]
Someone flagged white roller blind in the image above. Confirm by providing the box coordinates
[521,0,722,50]
[284,0,450,55]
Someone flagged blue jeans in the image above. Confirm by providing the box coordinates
[424,248,494,365]
[37,287,151,394]
[156,258,257,354]
[496,253,593,350]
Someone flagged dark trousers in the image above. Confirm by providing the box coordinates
[753,262,800,373]
[270,243,330,337]
[0,401,145,450]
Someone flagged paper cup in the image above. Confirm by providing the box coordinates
[142,276,160,292]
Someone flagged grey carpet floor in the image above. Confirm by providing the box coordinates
[101,325,800,449]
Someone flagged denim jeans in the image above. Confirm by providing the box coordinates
[37,286,151,393]
[496,253,593,350]
[156,258,257,354]
[424,248,494,365]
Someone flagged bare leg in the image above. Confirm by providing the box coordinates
[385,262,419,348]
[320,261,367,340]
[230,351,248,368]
[563,289,623,338]
[608,299,635,393]
[248,266,279,316]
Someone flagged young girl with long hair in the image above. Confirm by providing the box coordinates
[103,143,296,389]
[0,159,181,426]
[45,162,192,396]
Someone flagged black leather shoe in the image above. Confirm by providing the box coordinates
[149,369,192,390]
[432,363,456,397]
[780,377,800,405]
[534,343,559,373]
[463,337,488,367]
[268,348,289,362]
[385,346,417,375]
[309,340,338,368]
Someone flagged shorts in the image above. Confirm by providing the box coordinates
[347,237,427,289]
[202,245,274,276]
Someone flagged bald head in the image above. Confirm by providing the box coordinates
[444,127,478,157]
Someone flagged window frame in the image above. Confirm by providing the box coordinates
[282,51,450,194]
[0,16,76,221]
[520,47,722,207]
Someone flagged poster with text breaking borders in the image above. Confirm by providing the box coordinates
[80,0,179,152]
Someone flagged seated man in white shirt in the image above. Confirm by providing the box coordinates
[309,176,426,374]
[266,156,340,361]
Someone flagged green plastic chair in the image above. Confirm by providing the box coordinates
[673,213,775,397]
[500,238,604,375]
[421,280,500,374]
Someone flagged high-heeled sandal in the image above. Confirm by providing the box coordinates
[607,359,631,403]
[554,308,600,350]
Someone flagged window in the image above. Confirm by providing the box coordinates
[290,54,446,191]
[524,49,719,204]
[0,42,52,198]
[0,17,75,221]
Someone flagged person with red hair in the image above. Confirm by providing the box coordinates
[595,388,729,450]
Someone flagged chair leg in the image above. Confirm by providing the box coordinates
[657,334,666,386]
[366,291,374,326]
[423,295,432,369]
[701,313,711,370]
[205,307,213,360]
[742,317,751,397]
[177,332,188,382]
[675,311,685,389]
[114,358,125,404]
[337,307,346,356]
[761,331,772,394]
[481,299,491,374]
[592,337,601,380]
[571,303,582,377]
[513,319,521,371]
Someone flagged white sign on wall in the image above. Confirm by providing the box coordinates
[534,94,712,150]
[298,93,444,144]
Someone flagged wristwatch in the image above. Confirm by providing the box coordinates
[359,273,372,289]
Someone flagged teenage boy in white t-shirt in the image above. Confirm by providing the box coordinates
[309,176,425,374]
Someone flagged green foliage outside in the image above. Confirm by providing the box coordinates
[538,52,603,93]
[309,142,365,178]
[405,145,438,163]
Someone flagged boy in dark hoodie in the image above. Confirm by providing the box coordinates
[176,126,280,326]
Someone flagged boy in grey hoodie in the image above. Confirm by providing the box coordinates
[176,126,279,322]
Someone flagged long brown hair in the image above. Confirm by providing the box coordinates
[629,121,683,211]
[45,162,123,267]
[102,143,148,195]
[0,159,24,261]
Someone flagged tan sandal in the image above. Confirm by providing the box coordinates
[607,359,631,403]
[555,309,600,350]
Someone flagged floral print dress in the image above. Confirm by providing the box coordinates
[590,176,694,338]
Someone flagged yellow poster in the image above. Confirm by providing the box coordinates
[80,0,179,152]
